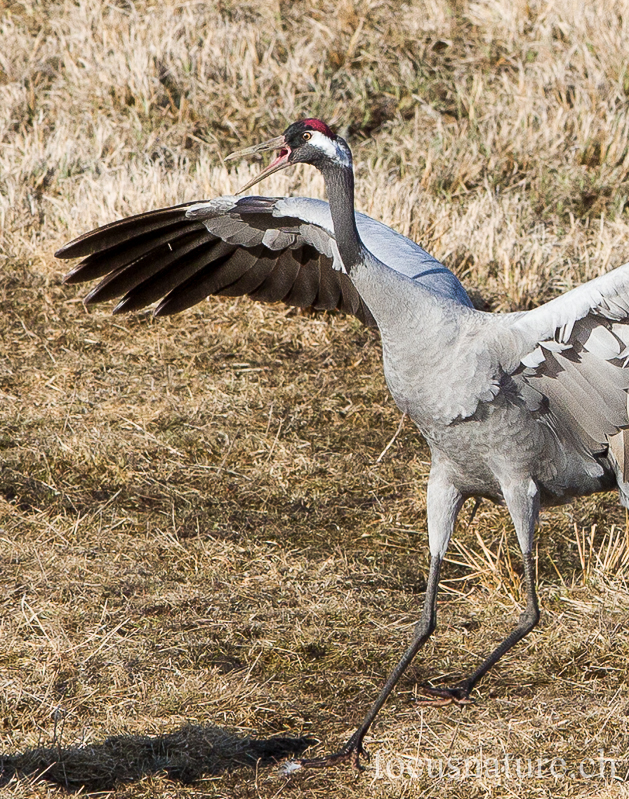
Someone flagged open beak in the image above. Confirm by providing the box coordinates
[225,134,292,193]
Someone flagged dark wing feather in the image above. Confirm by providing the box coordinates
[57,203,195,260]
[313,265,343,311]
[85,229,215,305]
[155,246,263,316]
[247,249,301,304]
[114,240,236,314]
[284,248,322,309]
[57,201,376,327]
[215,250,286,298]
[64,219,203,285]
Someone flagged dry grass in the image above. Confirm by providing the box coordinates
[1,0,629,796]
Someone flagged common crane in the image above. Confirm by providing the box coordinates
[56,119,629,769]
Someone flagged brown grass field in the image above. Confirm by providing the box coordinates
[1,0,629,796]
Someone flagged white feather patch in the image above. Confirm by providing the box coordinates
[539,339,571,352]
[521,347,546,368]
[186,197,237,218]
[557,318,576,343]
[309,130,351,167]
[582,325,621,359]
[612,322,629,346]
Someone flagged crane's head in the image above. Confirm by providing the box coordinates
[226,119,352,192]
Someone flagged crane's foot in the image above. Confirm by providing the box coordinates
[282,731,368,772]
[415,684,473,706]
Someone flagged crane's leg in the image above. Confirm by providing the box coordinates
[297,467,463,769]
[417,478,540,705]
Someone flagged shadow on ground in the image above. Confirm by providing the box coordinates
[0,723,313,791]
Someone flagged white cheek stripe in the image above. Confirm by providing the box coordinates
[309,130,351,167]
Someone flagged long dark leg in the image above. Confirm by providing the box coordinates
[417,552,539,703]
[419,479,540,705]
[298,555,442,769]
[297,466,463,769]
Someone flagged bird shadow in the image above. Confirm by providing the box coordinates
[0,722,313,792]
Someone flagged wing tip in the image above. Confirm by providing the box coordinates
[55,240,90,260]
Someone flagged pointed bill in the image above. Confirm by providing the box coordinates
[225,135,292,193]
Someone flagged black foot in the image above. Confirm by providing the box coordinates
[288,732,369,771]
[415,684,473,706]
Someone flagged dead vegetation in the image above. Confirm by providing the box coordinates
[1,0,629,796]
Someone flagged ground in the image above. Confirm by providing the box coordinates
[1,0,629,797]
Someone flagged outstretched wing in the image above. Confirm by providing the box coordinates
[56,194,473,324]
[57,196,376,326]
[508,264,629,478]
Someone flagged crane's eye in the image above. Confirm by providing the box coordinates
[302,131,312,141]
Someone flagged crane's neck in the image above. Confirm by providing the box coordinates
[320,162,364,272]
[319,146,466,339]
[320,153,464,379]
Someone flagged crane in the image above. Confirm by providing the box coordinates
[56,119,629,770]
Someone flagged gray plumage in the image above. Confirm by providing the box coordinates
[55,119,629,769]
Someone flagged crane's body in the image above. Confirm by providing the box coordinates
[379,292,617,505]
[56,118,629,770]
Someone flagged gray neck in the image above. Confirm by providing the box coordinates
[321,163,364,271]
[321,157,454,351]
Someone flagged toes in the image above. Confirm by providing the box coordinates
[415,685,473,706]
[297,738,369,770]
[453,694,473,705]
[415,694,455,707]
